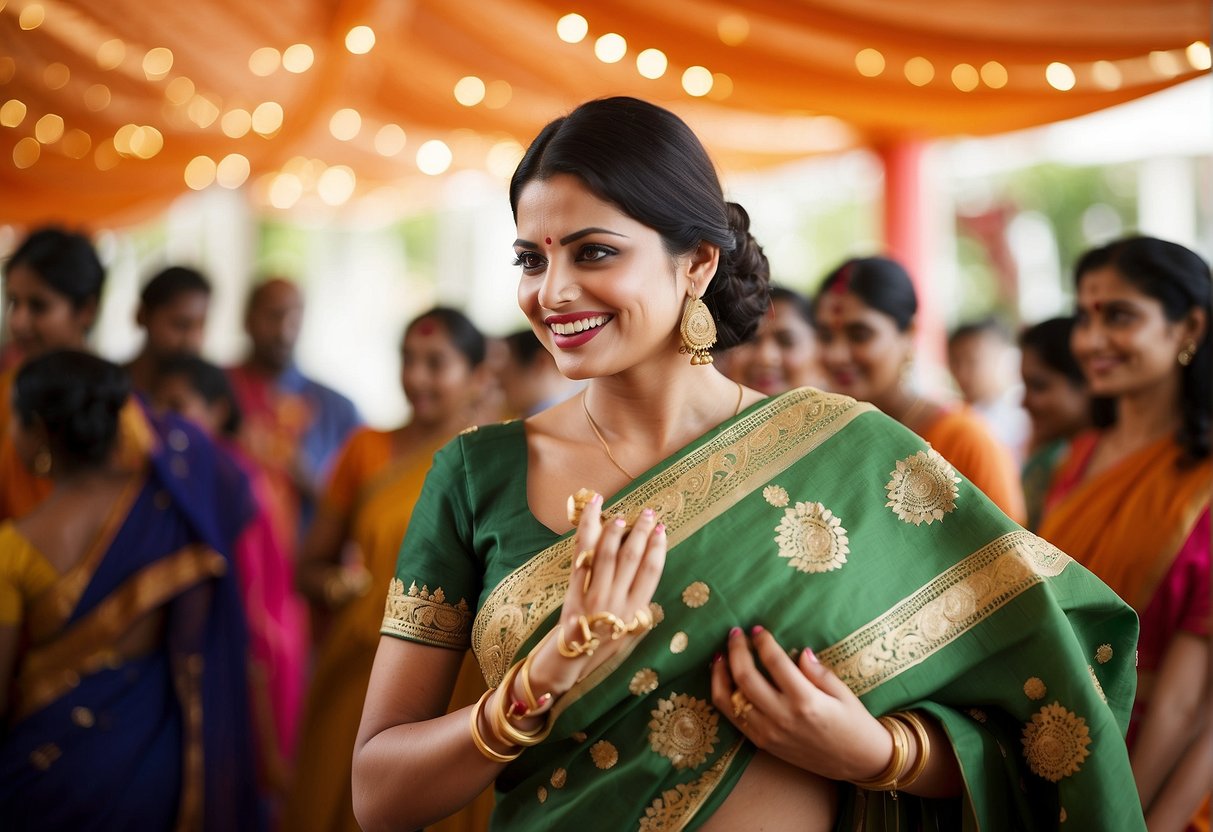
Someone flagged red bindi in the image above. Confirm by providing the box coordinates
[416,320,437,336]
[1092,301,1102,313]
[545,236,552,245]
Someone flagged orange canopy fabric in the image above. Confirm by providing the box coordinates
[0,0,1207,227]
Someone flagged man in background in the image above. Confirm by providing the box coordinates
[228,278,360,556]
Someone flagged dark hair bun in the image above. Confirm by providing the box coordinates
[14,351,130,468]
[705,202,771,350]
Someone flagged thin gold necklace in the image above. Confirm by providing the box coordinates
[582,382,745,481]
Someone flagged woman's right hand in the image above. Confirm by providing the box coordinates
[529,493,667,698]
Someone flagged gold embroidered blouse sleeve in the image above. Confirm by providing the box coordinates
[0,522,59,626]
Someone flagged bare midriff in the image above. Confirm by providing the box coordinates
[699,750,838,831]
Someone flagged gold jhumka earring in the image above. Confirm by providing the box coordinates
[678,293,717,365]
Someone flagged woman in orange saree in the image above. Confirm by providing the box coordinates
[1038,236,1211,832]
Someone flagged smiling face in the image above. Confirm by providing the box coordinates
[4,263,95,358]
[514,174,714,380]
[140,290,210,360]
[1072,265,1199,400]
[729,298,819,395]
[1020,347,1089,445]
[814,291,913,403]
[400,320,480,427]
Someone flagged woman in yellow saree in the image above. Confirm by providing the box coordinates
[353,97,1143,831]
[285,308,493,832]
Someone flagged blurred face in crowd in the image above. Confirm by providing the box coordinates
[729,299,821,396]
[139,291,210,360]
[245,279,303,372]
[514,173,714,382]
[154,373,228,438]
[948,331,1009,405]
[1072,266,1203,400]
[401,319,482,427]
[1020,347,1089,446]
[815,291,913,405]
[4,264,95,358]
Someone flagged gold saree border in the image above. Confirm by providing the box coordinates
[472,387,872,687]
[818,530,1072,697]
[15,544,226,720]
[637,741,742,831]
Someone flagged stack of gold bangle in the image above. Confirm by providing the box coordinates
[850,710,932,795]
[469,654,556,763]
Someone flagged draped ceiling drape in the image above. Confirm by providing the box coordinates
[0,0,1207,227]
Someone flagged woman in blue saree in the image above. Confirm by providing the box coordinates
[0,351,261,830]
[353,97,1143,831]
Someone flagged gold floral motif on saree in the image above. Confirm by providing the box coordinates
[774,501,849,573]
[1024,677,1047,700]
[380,578,472,649]
[1021,701,1091,782]
[819,531,1072,696]
[682,581,710,608]
[637,742,741,831]
[550,768,567,788]
[591,739,619,769]
[471,389,872,686]
[537,786,548,804]
[650,602,666,626]
[1095,643,1113,664]
[648,693,720,771]
[762,484,789,507]
[1087,666,1107,702]
[630,668,660,695]
[885,449,960,525]
[670,632,689,653]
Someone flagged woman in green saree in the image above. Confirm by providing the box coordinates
[353,97,1143,831]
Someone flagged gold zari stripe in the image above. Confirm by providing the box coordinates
[381,577,473,648]
[472,388,872,686]
[819,530,1072,696]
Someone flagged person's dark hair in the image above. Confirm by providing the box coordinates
[157,354,242,437]
[949,315,1012,347]
[1075,235,1211,462]
[504,328,549,366]
[140,266,211,312]
[13,350,129,470]
[405,307,487,368]
[1019,317,1084,387]
[814,257,918,331]
[509,96,770,349]
[769,286,815,330]
[5,226,105,310]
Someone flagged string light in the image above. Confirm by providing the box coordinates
[35,113,64,144]
[346,26,376,54]
[184,155,217,189]
[594,34,627,64]
[329,108,361,141]
[980,61,1008,89]
[454,76,486,106]
[13,137,40,168]
[951,63,979,92]
[0,99,27,128]
[249,47,281,77]
[1045,62,1075,91]
[374,123,407,156]
[416,139,452,175]
[855,49,885,77]
[282,44,314,73]
[681,66,713,96]
[636,48,668,79]
[556,14,588,44]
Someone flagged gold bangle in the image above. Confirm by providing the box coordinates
[890,711,931,790]
[490,661,553,748]
[469,689,520,763]
[516,650,553,715]
[851,715,908,791]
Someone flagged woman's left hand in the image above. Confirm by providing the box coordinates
[709,625,893,782]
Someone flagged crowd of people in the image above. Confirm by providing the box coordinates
[0,96,1208,831]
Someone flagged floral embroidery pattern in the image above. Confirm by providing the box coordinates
[1022,702,1091,782]
[638,743,739,830]
[590,740,619,769]
[763,484,789,507]
[670,632,689,653]
[1095,644,1112,664]
[774,501,849,573]
[381,579,471,648]
[629,668,660,696]
[550,768,567,789]
[537,786,548,804]
[648,693,719,771]
[682,582,710,608]
[1087,666,1106,702]
[649,602,665,626]
[885,449,960,525]
[1023,677,1047,700]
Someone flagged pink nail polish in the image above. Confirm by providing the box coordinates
[642,508,654,518]
[805,648,819,663]
[729,627,742,638]
[614,517,626,527]
[655,523,666,535]
[591,493,604,505]
[751,625,764,637]
[712,651,722,663]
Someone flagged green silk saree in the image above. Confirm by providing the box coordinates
[383,388,1143,831]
